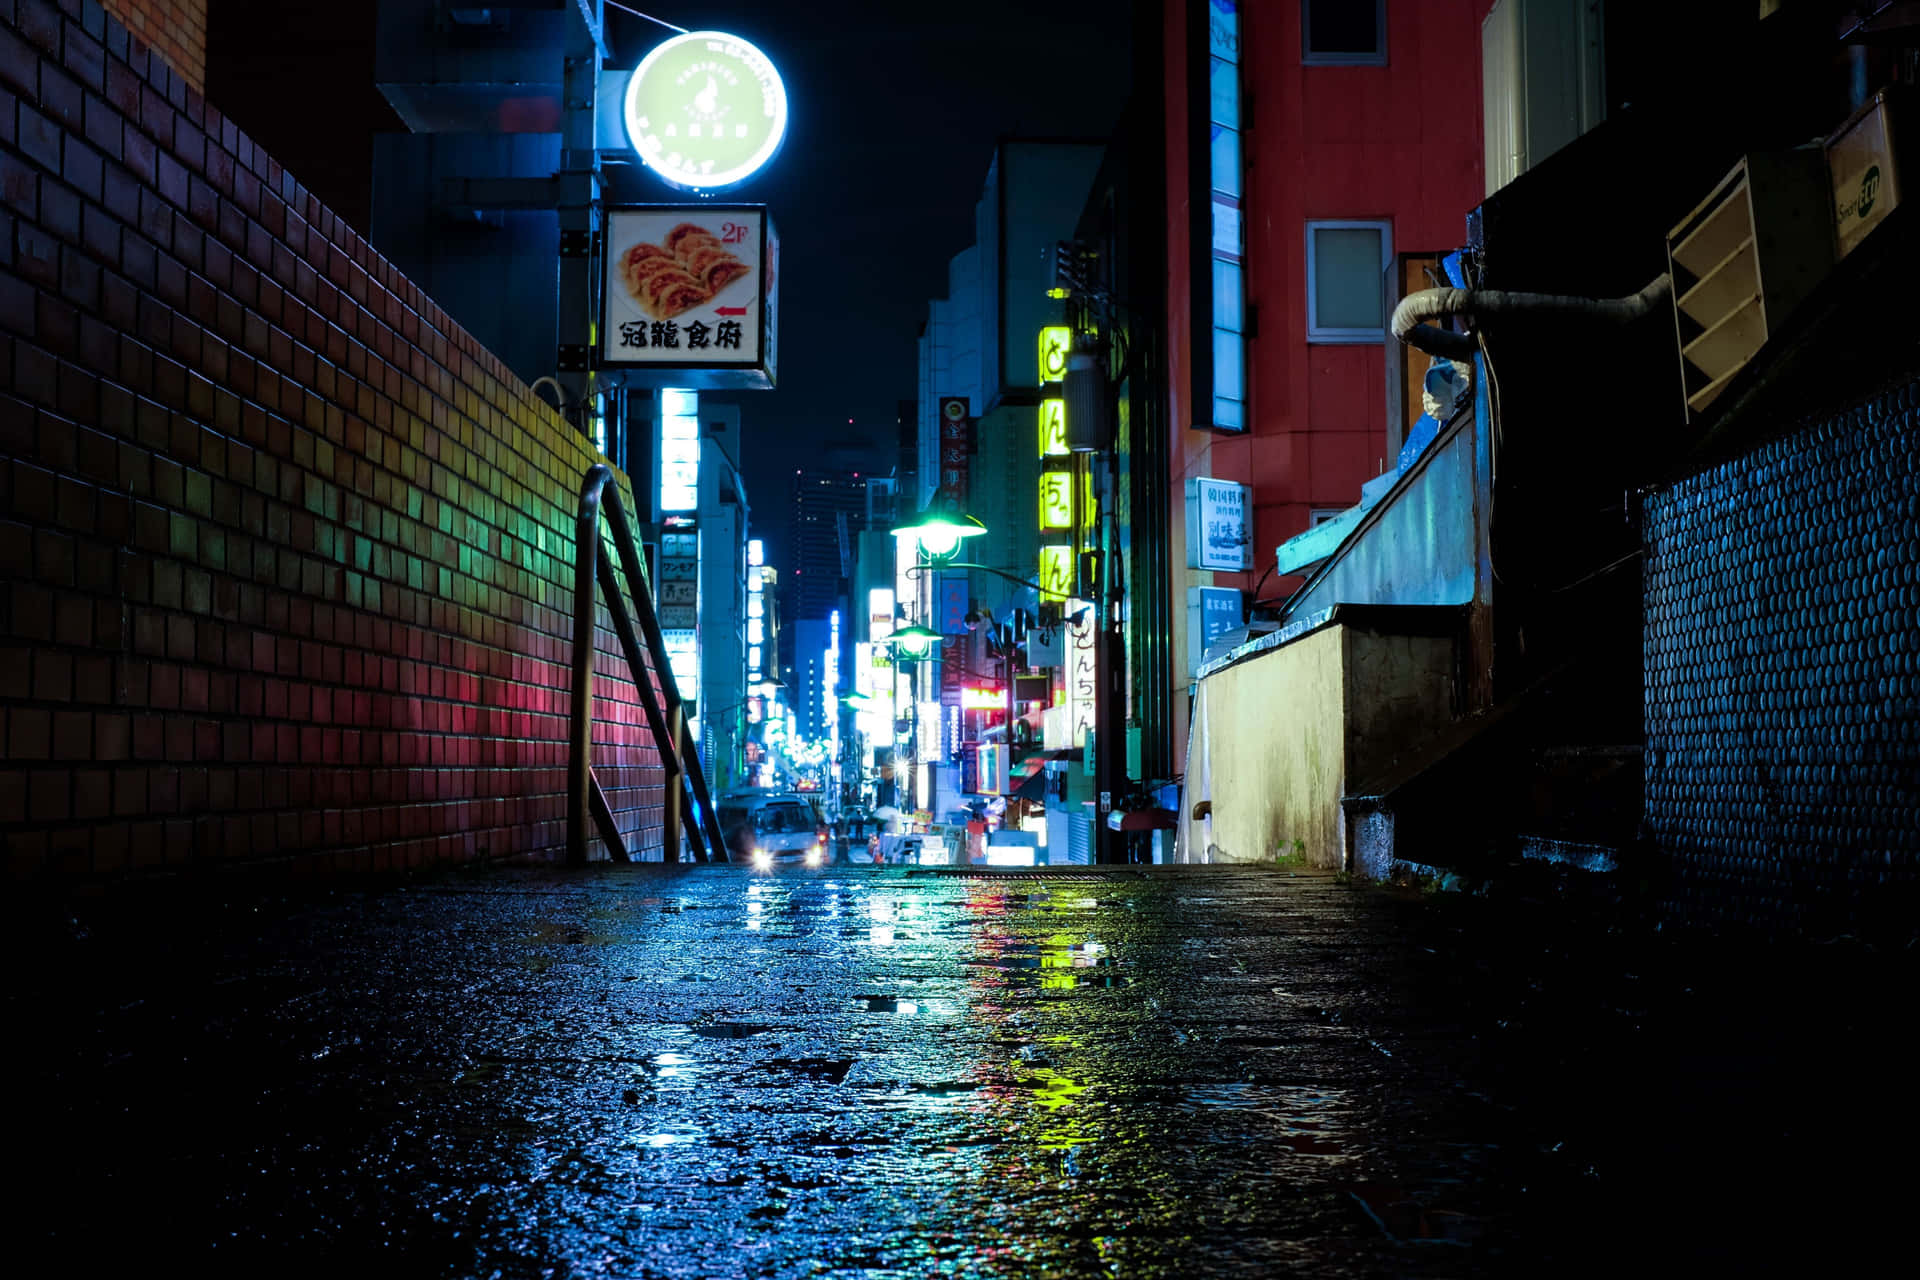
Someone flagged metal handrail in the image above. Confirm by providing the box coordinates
[568,464,729,865]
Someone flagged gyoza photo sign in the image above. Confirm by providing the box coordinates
[599,205,779,388]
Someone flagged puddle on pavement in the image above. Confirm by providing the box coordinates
[1345,1181,1487,1245]
[760,1057,857,1083]
[854,1079,989,1113]
[525,921,619,946]
[690,1021,771,1039]
[1181,1083,1355,1158]
[639,1050,708,1088]
[970,937,1130,987]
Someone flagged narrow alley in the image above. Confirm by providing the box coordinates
[12,862,1910,1277]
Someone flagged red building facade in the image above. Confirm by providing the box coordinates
[1161,0,1486,761]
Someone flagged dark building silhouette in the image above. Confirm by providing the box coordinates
[786,468,873,630]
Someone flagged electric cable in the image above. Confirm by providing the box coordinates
[604,1,688,34]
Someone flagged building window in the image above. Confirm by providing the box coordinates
[1302,0,1387,66]
[1208,0,1246,430]
[1305,220,1392,343]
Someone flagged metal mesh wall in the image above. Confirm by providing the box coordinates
[1642,377,1920,933]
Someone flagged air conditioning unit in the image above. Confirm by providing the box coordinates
[1666,151,1832,420]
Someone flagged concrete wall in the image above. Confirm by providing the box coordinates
[1185,624,1347,866]
[1180,617,1457,870]
[1,1,666,880]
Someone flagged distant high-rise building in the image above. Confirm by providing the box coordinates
[791,618,832,745]
[786,468,873,627]
[896,399,918,499]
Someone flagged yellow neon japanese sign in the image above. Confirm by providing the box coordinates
[1039,471,1074,530]
[1038,326,1071,385]
[1038,543,1074,602]
[1038,398,1068,457]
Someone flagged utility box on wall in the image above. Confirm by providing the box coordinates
[1828,89,1907,260]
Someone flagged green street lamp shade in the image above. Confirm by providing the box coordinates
[891,506,987,560]
[887,624,944,658]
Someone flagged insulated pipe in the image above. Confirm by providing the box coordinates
[1392,274,1674,358]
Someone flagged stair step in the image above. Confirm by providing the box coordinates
[1517,835,1621,874]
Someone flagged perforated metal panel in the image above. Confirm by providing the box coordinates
[1069,813,1095,866]
[1642,378,1920,932]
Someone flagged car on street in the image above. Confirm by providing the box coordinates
[717,791,831,870]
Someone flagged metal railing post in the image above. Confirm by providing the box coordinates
[567,477,605,866]
[568,465,732,865]
[604,484,730,862]
[661,707,683,862]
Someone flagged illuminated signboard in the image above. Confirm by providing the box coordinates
[1038,398,1068,458]
[1065,597,1097,748]
[601,207,777,389]
[1038,544,1074,603]
[977,743,1008,795]
[826,610,840,698]
[663,628,699,701]
[625,31,788,190]
[746,554,764,681]
[960,687,1004,711]
[658,526,699,632]
[917,700,943,765]
[1185,476,1253,572]
[1038,326,1071,385]
[1038,471,1074,530]
[658,388,699,512]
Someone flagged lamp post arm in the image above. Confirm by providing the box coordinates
[903,562,1046,593]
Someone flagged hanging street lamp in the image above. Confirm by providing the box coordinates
[885,624,945,660]
[891,506,987,563]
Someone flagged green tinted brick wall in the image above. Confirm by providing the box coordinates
[0,0,667,879]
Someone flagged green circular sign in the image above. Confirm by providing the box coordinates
[624,31,788,190]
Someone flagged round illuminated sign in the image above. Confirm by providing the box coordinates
[624,31,788,190]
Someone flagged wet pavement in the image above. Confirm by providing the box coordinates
[9,861,1914,1277]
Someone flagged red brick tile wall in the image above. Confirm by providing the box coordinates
[97,0,201,94]
[1,0,668,879]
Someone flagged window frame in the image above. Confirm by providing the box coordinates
[1190,0,1248,434]
[1301,0,1388,67]
[1305,219,1393,344]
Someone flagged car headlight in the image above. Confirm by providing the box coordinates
[751,849,772,870]
[804,847,822,867]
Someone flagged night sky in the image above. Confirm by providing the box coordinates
[210,0,1135,522]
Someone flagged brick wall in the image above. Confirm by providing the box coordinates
[96,0,201,93]
[1,0,668,879]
